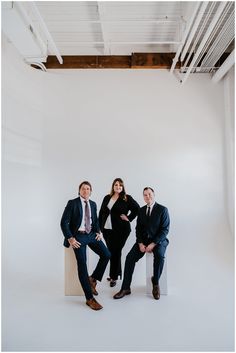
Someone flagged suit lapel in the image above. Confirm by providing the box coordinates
[77,197,83,214]
[89,200,95,224]
[76,197,83,227]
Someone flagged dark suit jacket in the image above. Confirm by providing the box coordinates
[60,197,100,248]
[136,202,170,245]
[99,194,140,234]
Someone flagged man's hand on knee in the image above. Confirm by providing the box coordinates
[145,242,156,253]
[68,237,81,248]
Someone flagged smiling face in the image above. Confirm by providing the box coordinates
[113,181,123,194]
[143,188,155,206]
[79,183,92,200]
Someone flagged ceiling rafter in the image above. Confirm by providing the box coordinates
[2,1,234,82]
[97,2,110,55]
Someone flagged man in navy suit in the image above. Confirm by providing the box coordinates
[114,187,170,300]
[61,181,111,310]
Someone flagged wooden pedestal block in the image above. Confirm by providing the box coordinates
[64,247,84,296]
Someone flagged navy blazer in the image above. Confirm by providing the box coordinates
[61,197,100,248]
[136,202,170,245]
[99,194,140,234]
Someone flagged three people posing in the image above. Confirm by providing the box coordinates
[61,180,170,310]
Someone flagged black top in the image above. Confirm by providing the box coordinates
[99,194,140,234]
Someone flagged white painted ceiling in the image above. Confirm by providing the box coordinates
[18,1,193,55]
[1,1,235,80]
[29,1,234,57]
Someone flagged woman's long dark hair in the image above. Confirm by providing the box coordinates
[110,178,127,201]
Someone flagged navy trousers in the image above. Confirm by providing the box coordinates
[73,232,111,300]
[121,240,168,290]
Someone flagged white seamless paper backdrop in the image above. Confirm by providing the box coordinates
[2,38,230,281]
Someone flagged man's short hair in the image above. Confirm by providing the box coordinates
[79,181,92,191]
[143,186,154,193]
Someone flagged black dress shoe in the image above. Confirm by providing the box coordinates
[113,289,131,299]
[110,280,116,287]
[151,276,160,300]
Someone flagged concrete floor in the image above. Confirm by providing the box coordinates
[2,222,234,352]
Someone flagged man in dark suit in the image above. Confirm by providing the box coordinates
[113,187,170,300]
[61,181,111,310]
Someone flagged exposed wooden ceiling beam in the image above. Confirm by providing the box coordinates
[43,53,179,69]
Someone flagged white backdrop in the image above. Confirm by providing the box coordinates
[2,37,232,290]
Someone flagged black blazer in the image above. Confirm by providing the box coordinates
[99,194,140,234]
[136,202,170,245]
[61,197,100,248]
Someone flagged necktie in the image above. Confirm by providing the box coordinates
[84,201,91,233]
[146,206,151,238]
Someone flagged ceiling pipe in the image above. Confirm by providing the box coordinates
[180,2,208,62]
[181,2,215,72]
[29,61,47,71]
[30,2,63,64]
[181,1,228,84]
[202,28,234,70]
[170,1,201,73]
[170,2,200,73]
[13,2,47,56]
[201,8,234,69]
[196,2,233,70]
[212,50,235,83]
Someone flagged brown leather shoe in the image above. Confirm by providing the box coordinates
[113,289,131,299]
[86,298,103,310]
[89,276,98,296]
[151,276,160,300]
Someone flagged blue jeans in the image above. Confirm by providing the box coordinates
[73,232,111,300]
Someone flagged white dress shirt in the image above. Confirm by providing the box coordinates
[104,198,116,230]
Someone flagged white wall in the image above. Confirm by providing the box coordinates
[2,38,231,289]
[223,66,235,235]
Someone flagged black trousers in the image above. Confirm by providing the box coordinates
[103,229,130,280]
[121,240,168,290]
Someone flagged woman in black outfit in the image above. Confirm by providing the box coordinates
[99,178,139,287]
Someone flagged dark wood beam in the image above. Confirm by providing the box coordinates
[42,53,179,69]
[131,53,178,68]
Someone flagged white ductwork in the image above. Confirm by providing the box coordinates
[212,49,235,83]
[170,2,201,73]
[1,2,47,61]
[180,2,209,63]
[181,1,228,84]
[1,1,62,66]
[171,1,235,83]
[30,2,63,64]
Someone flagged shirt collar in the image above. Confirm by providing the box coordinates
[80,196,89,203]
[147,202,155,210]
